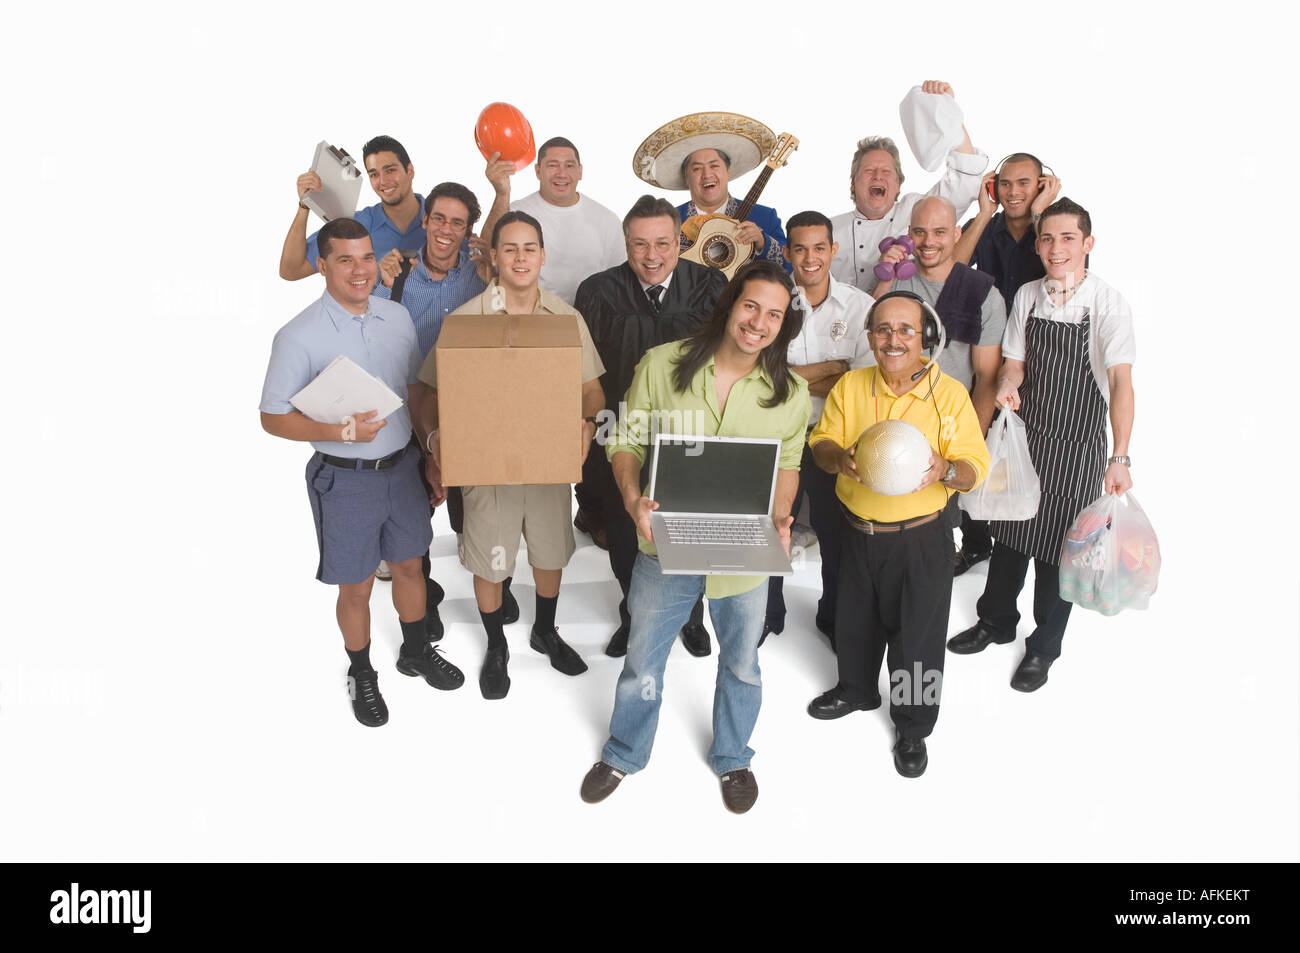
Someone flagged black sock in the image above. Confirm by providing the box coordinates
[535,593,558,633]
[480,608,506,652]
[399,619,425,656]
[346,643,373,676]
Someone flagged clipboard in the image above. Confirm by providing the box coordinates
[301,140,364,222]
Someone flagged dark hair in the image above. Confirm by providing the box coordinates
[537,136,580,164]
[425,182,481,228]
[680,147,731,184]
[670,261,803,409]
[317,218,371,259]
[997,152,1044,177]
[1039,196,1092,238]
[622,194,681,237]
[491,210,544,249]
[785,210,835,243]
[362,135,412,169]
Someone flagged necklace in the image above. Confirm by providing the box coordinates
[1045,270,1088,302]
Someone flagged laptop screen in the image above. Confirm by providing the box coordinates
[652,437,778,515]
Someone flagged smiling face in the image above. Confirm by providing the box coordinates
[364,150,414,207]
[908,198,959,275]
[722,277,789,359]
[422,196,471,274]
[626,214,679,286]
[685,149,730,211]
[536,146,582,207]
[1036,213,1094,282]
[490,220,545,294]
[318,237,378,315]
[785,224,837,292]
[868,296,926,379]
[851,149,901,219]
[996,159,1041,223]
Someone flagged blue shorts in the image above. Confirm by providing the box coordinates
[305,444,434,585]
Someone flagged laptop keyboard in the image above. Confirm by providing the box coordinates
[664,518,767,546]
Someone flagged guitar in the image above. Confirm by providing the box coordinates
[680,132,799,279]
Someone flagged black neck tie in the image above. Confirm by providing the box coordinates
[646,284,664,313]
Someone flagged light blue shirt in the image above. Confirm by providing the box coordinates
[260,291,421,458]
[371,244,486,358]
[304,194,426,272]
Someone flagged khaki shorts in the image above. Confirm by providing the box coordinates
[457,483,576,582]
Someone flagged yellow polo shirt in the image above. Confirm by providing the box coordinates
[607,340,811,597]
[810,362,990,523]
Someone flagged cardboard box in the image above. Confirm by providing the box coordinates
[436,313,583,486]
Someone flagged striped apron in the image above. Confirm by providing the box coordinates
[991,306,1106,564]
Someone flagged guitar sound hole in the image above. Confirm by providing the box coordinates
[704,238,733,267]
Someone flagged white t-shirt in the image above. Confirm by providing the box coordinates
[1002,273,1136,401]
[511,192,626,305]
[830,148,988,291]
[787,277,875,426]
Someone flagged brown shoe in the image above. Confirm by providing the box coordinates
[719,768,759,814]
[580,762,626,804]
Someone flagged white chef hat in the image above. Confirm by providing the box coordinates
[898,86,966,172]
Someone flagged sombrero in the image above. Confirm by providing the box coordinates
[632,112,776,191]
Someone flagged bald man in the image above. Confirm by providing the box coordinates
[875,196,1006,570]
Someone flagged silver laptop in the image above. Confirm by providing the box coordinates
[648,434,794,576]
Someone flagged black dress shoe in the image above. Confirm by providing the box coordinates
[946,622,1015,655]
[501,585,520,626]
[806,686,882,720]
[605,623,629,658]
[347,669,389,727]
[426,576,445,608]
[424,604,445,642]
[757,622,781,648]
[580,762,625,804]
[679,621,711,657]
[530,625,588,676]
[480,645,511,700]
[1011,653,1054,692]
[892,733,928,778]
[953,547,993,577]
[397,644,464,690]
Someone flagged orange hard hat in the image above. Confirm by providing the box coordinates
[475,102,536,172]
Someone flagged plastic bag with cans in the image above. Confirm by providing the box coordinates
[1058,492,1161,616]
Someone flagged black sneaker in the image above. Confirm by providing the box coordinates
[347,669,389,727]
[397,644,465,690]
[501,586,520,626]
[425,604,445,642]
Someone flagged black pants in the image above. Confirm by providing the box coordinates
[976,541,1072,661]
[592,449,704,631]
[766,441,842,632]
[836,512,953,739]
[959,510,992,554]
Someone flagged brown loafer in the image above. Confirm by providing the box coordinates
[719,768,759,814]
[580,762,626,804]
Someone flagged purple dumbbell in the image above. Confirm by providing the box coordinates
[874,236,917,281]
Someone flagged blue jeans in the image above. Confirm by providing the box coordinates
[601,552,766,776]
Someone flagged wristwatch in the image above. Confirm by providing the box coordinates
[940,461,958,485]
[1108,455,1131,467]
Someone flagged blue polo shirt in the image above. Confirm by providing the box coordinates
[966,211,1045,312]
[371,244,486,358]
[304,194,426,272]
[260,291,421,459]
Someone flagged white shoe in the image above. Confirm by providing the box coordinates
[375,560,393,581]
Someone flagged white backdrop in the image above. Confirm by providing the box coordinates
[1,0,1295,862]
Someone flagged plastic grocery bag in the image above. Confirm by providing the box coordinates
[960,407,1040,520]
[1058,492,1161,616]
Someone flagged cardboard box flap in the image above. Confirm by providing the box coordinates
[437,313,580,349]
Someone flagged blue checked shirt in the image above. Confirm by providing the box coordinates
[371,244,486,358]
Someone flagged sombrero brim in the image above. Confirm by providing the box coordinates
[632,112,776,190]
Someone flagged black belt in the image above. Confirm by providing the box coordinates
[839,501,944,536]
[319,447,407,471]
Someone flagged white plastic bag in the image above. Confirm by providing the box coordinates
[1058,492,1161,616]
[960,407,1040,521]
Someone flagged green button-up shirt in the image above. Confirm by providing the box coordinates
[607,340,811,597]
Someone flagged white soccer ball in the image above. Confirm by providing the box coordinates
[855,420,933,496]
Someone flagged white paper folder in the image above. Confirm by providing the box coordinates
[289,355,404,424]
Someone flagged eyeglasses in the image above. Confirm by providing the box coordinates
[870,325,919,341]
[427,213,468,232]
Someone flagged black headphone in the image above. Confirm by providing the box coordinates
[991,153,1056,180]
[869,290,943,351]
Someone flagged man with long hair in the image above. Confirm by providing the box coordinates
[580,261,811,814]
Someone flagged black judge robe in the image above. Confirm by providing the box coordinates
[574,259,726,631]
